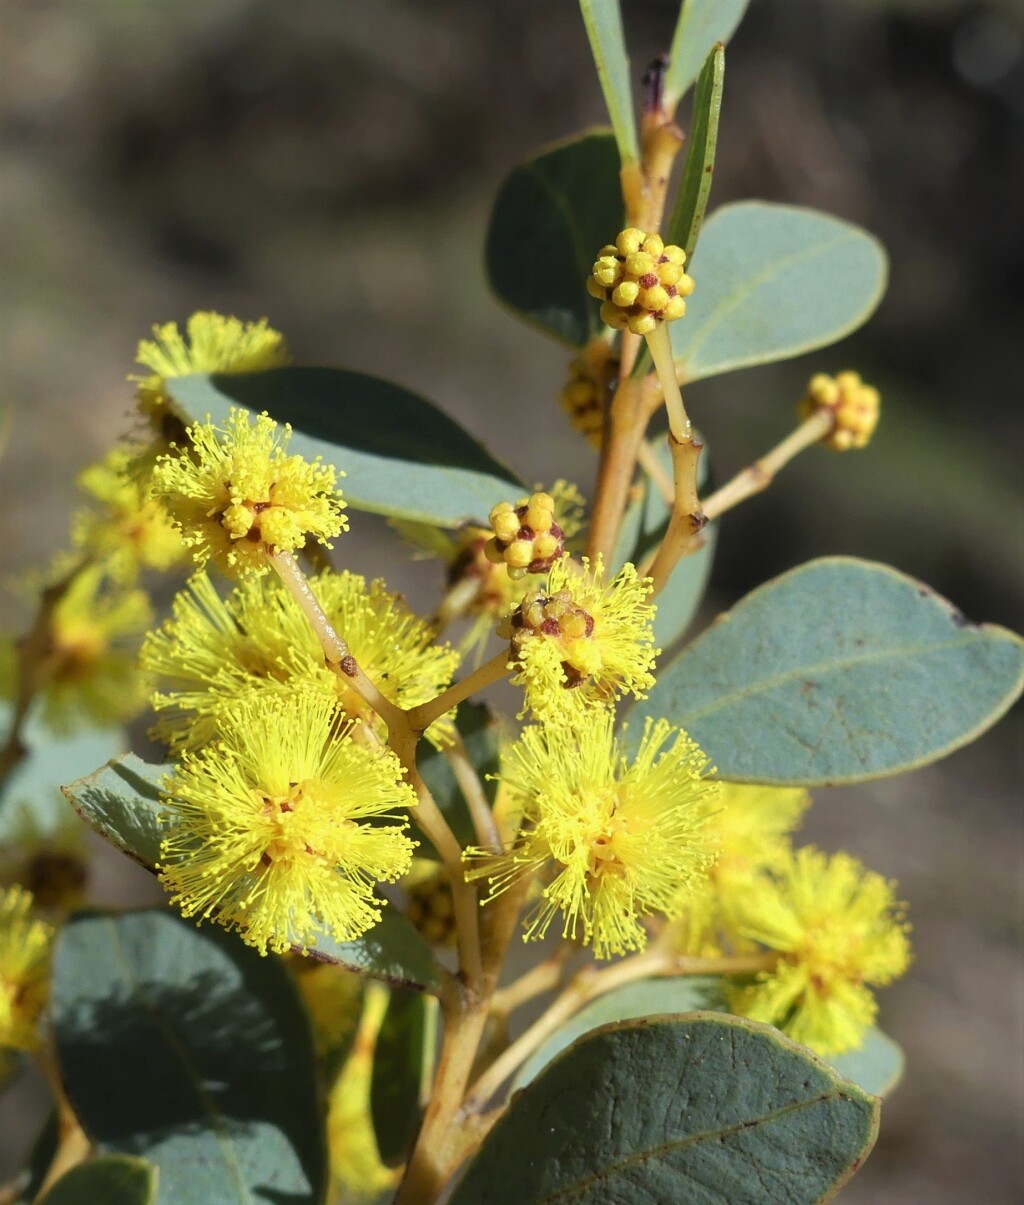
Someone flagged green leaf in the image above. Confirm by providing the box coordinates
[38,1157,156,1205]
[673,202,887,382]
[416,703,498,856]
[615,435,715,651]
[62,754,444,993]
[579,1,639,164]
[62,754,169,870]
[830,1027,904,1099]
[52,909,326,1205]
[370,988,437,1166]
[486,131,623,348]
[451,1013,879,1204]
[309,910,444,996]
[631,557,1024,784]
[666,42,725,260]
[166,367,521,529]
[512,977,723,1092]
[665,0,749,110]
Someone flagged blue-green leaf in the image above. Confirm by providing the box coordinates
[310,910,444,996]
[166,367,521,529]
[665,0,749,110]
[451,1013,879,1204]
[579,1,639,164]
[673,202,888,382]
[52,910,326,1205]
[486,131,623,347]
[38,1157,156,1205]
[631,557,1024,784]
[830,1027,904,1099]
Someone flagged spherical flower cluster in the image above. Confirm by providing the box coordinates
[150,408,347,576]
[404,861,457,947]
[486,492,566,579]
[0,886,53,1053]
[506,555,658,720]
[729,847,911,1055]
[142,569,459,753]
[559,339,617,448]
[800,371,881,451]
[158,691,417,956]
[465,711,719,959]
[587,228,695,336]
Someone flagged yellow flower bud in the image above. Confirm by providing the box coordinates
[628,312,658,336]
[505,540,535,570]
[641,233,665,256]
[657,261,685,287]
[612,281,640,307]
[800,371,881,451]
[600,301,630,329]
[615,228,644,256]
[625,251,657,277]
[588,229,693,334]
[662,296,687,321]
[640,284,670,312]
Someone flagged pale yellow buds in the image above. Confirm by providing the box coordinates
[801,371,881,451]
[485,492,566,579]
[587,228,695,336]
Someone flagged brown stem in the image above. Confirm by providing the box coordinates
[643,432,707,594]
[407,650,510,734]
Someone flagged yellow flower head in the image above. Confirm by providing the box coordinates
[150,408,347,575]
[674,783,810,958]
[486,491,566,579]
[158,691,417,956]
[133,312,290,421]
[73,447,186,580]
[0,886,53,1052]
[729,847,911,1055]
[587,228,695,336]
[560,338,617,448]
[327,984,401,1200]
[799,371,880,451]
[507,556,658,720]
[466,711,718,959]
[142,569,458,753]
[27,565,152,734]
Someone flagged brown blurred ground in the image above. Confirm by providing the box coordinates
[1,0,1022,1199]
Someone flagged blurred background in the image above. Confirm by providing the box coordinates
[1,0,1022,1199]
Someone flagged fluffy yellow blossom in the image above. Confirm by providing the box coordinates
[674,784,810,958]
[0,886,53,1053]
[587,228,695,336]
[133,312,290,420]
[327,984,401,1201]
[559,338,617,448]
[799,371,880,451]
[466,711,718,959]
[158,692,417,956]
[730,847,911,1055]
[150,408,347,575]
[507,555,658,720]
[72,447,186,580]
[142,569,458,752]
[486,491,566,578]
[18,565,152,734]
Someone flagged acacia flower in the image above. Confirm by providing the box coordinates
[72,447,186,580]
[0,886,53,1053]
[133,312,290,420]
[587,228,695,336]
[673,783,810,958]
[799,371,880,451]
[465,710,718,959]
[142,569,458,752]
[158,692,417,956]
[507,555,658,720]
[486,491,565,578]
[729,847,911,1055]
[150,408,347,575]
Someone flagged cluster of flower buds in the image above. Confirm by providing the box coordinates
[485,492,566,579]
[801,371,881,451]
[559,339,617,448]
[587,228,695,336]
[506,588,599,686]
[405,868,456,947]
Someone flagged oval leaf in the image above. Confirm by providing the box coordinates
[486,131,623,347]
[579,0,639,164]
[666,42,725,260]
[665,0,749,109]
[451,1013,879,1204]
[52,909,326,1205]
[512,976,723,1091]
[673,202,887,382]
[309,910,443,995]
[166,367,521,529]
[830,1027,904,1099]
[631,557,1024,784]
[38,1157,156,1205]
